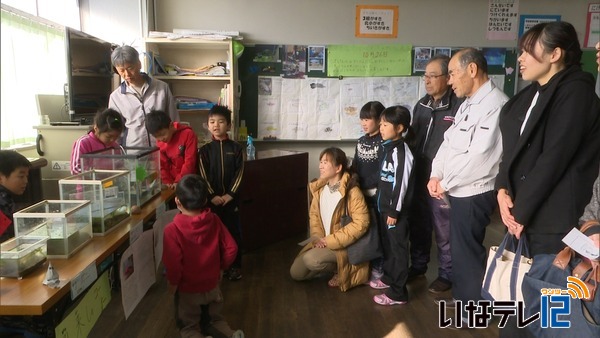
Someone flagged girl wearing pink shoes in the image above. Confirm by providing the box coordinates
[370,106,415,306]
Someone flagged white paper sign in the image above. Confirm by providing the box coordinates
[70,262,98,300]
[129,220,143,245]
[562,228,600,261]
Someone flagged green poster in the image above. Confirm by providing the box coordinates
[55,271,111,338]
[327,44,412,77]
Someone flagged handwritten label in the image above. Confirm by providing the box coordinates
[70,262,98,300]
[56,271,111,338]
[156,201,166,216]
[130,220,143,245]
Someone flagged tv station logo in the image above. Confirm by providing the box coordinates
[438,276,590,329]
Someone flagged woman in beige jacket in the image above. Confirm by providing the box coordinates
[290,147,370,292]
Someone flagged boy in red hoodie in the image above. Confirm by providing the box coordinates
[146,110,198,189]
[163,174,244,338]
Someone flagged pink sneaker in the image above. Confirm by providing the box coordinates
[369,279,390,289]
[373,294,407,306]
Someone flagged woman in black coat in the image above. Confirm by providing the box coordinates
[495,21,600,257]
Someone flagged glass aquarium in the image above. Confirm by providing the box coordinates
[0,235,49,278]
[80,147,161,207]
[59,170,131,236]
[13,200,93,258]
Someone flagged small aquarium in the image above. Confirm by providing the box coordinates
[13,200,93,258]
[59,170,131,236]
[0,235,49,278]
[80,147,161,207]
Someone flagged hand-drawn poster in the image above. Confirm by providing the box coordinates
[340,78,368,140]
[120,230,156,319]
[279,79,302,139]
[300,78,340,140]
[259,76,421,140]
[257,76,282,139]
[486,0,519,40]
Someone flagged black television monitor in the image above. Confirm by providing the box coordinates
[65,27,115,124]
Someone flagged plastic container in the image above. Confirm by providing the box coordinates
[238,120,248,141]
[59,170,131,236]
[80,147,161,207]
[0,235,49,278]
[13,200,93,258]
[246,135,255,160]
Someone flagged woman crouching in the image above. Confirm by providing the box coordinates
[290,147,370,291]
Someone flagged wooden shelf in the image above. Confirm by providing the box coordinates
[153,75,231,81]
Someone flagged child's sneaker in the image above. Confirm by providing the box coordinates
[231,329,245,338]
[227,268,242,281]
[369,279,390,289]
[373,294,407,306]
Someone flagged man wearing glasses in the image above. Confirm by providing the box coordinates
[409,54,462,294]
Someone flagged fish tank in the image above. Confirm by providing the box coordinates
[0,235,49,278]
[59,170,131,236]
[13,200,93,258]
[80,147,161,208]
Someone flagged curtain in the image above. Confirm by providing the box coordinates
[0,9,66,148]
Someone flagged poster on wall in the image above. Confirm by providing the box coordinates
[584,3,600,48]
[355,5,398,38]
[486,0,519,40]
[327,44,412,77]
[518,15,561,38]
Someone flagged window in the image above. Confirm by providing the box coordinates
[0,2,79,148]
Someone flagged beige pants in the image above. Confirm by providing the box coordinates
[289,247,337,280]
[175,286,235,338]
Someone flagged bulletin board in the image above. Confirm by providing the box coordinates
[238,45,537,141]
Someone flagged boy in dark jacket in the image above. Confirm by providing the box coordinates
[163,175,243,338]
[198,105,245,281]
[146,110,198,190]
[0,150,31,243]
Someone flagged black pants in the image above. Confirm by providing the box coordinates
[380,214,410,302]
[408,183,433,272]
[212,206,243,269]
[449,191,496,308]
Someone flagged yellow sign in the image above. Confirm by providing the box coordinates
[55,271,111,338]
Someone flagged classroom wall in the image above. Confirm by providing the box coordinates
[155,0,596,179]
[155,0,592,47]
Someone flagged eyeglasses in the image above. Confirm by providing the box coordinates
[421,74,447,81]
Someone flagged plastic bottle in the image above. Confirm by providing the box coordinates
[246,135,255,160]
[238,120,248,141]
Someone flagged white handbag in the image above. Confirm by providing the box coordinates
[481,233,533,302]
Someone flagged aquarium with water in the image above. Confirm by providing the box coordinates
[13,200,93,258]
[0,235,49,278]
[80,147,161,207]
[59,170,131,236]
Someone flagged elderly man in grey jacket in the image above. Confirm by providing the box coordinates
[427,48,508,327]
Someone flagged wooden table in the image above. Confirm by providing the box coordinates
[0,190,174,316]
